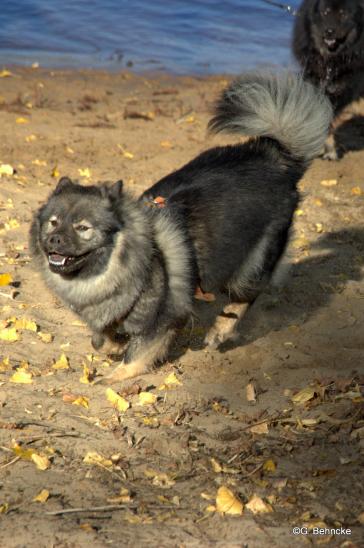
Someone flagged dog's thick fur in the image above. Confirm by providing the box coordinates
[30,72,332,383]
[293,0,364,159]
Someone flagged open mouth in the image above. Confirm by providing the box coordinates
[48,252,90,273]
[324,34,348,52]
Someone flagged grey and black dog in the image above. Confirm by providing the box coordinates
[293,0,364,159]
[30,72,332,383]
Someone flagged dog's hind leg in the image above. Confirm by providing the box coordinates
[98,329,176,383]
[204,301,250,349]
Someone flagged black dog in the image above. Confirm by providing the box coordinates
[293,0,364,159]
[30,72,331,383]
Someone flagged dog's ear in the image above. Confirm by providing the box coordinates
[107,180,124,201]
[54,177,75,195]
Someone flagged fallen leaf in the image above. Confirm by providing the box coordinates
[158,371,182,390]
[320,179,337,187]
[138,391,157,405]
[291,385,317,404]
[13,318,38,332]
[160,140,173,149]
[16,117,29,124]
[216,486,243,515]
[10,367,33,384]
[0,273,12,286]
[31,453,51,471]
[38,331,53,343]
[0,357,11,372]
[83,451,113,468]
[246,494,273,514]
[78,168,91,178]
[246,382,256,403]
[0,327,20,342]
[0,69,12,77]
[33,489,50,503]
[72,396,89,408]
[106,387,130,413]
[12,444,35,460]
[250,421,269,434]
[210,457,223,473]
[0,503,9,514]
[0,164,14,177]
[25,134,37,142]
[52,353,70,370]
[351,186,362,196]
[263,459,276,473]
[51,166,60,178]
[144,469,175,488]
[291,236,309,249]
[79,363,95,384]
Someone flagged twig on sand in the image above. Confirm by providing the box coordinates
[46,503,178,516]
[0,456,20,469]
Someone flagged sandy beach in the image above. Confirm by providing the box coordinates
[0,66,363,546]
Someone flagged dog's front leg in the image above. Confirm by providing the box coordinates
[97,329,176,383]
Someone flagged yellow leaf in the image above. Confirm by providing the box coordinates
[210,458,222,473]
[72,396,89,409]
[12,444,36,460]
[250,421,269,434]
[158,371,182,390]
[291,385,317,404]
[10,367,33,384]
[206,505,216,513]
[31,453,51,470]
[14,318,38,332]
[66,146,74,154]
[0,324,17,340]
[0,503,9,514]
[185,115,195,123]
[313,198,323,207]
[33,489,50,503]
[16,117,29,124]
[263,459,276,473]
[52,353,70,370]
[5,218,20,230]
[216,486,243,515]
[295,209,304,216]
[0,164,14,176]
[291,236,309,250]
[0,273,12,286]
[144,469,175,488]
[246,494,273,514]
[0,357,11,372]
[83,451,113,468]
[79,363,95,384]
[351,186,362,196]
[0,69,12,77]
[32,159,47,166]
[51,166,60,178]
[138,391,157,405]
[320,179,337,187]
[106,387,130,413]
[78,168,91,178]
[160,140,173,149]
[246,382,256,403]
[38,331,53,343]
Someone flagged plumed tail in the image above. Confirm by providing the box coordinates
[208,71,332,162]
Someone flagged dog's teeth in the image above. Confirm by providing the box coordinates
[49,255,67,266]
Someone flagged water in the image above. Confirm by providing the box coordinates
[0,0,300,75]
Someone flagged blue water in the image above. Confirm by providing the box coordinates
[0,0,301,74]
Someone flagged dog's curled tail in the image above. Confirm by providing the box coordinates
[208,71,332,162]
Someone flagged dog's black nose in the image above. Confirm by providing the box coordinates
[48,233,64,247]
[325,28,334,37]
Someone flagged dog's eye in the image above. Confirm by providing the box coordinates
[49,218,58,228]
[75,224,90,232]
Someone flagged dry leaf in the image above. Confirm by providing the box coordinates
[10,367,33,384]
[106,387,130,413]
[79,363,95,384]
[263,459,276,473]
[78,168,91,178]
[16,117,29,124]
[14,318,38,332]
[0,69,12,77]
[72,396,89,408]
[351,186,362,196]
[83,451,113,468]
[0,273,12,286]
[25,134,37,142]
[250,421,269,434]
[51,166,60,178]
[292,236,309,249]
[160,140,173,148]
[33,489,50,503]
[210,458,223,473]
[32,159,47,166]
[246,382,256,403]
[0,503,9,514]
[144,469,175,488]
[0,164,14,177]
[320,179,337,187]
[0,357,11,372]
[0,327,20,342]
[158,371,182,390]
[216,486,243,515]
[31,453,51,470]
[38,331,53,343]
[291,385,317,404]
[138,391,157,405]
[52,353,70,370]
[246,494,273,514]
[12,444,35,460]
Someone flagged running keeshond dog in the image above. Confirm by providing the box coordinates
[30,72,332,383]
[293,0,364,159]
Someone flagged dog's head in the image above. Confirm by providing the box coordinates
[30,177,124,276]
[311,0,363,56]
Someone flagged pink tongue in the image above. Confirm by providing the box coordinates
[50,254,65,261]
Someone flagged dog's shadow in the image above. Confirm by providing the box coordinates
[171,227,364,358]
[336,115,364,157]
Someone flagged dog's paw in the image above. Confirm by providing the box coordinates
[204,327,238,349]
[321,143,339,161]
[95,359,149,384]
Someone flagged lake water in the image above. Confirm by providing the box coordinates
[0,0,301,74]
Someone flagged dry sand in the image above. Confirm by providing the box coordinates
[0,67,363,547]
